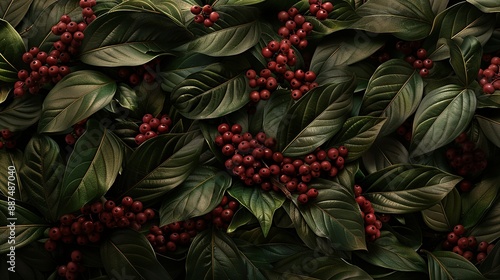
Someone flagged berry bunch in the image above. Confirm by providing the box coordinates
[208,194,239,229]
[55,250,85,280]
[396,41,433,77]
[307,0,334,20]
[134,113,172,145]
[117,58,160,86]
[277,7,312,49]
[445,132,487,178]
[442,224,495,264]
[369,45,391,64]
[0,129,16,149]
[215,123,348,204]
[64,119,87,145]
[190,5,219,27]
[353,184,385,241]
[79,0,97,24]
[478,56,500,94]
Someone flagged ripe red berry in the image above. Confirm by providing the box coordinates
[453,224,465,236]
[298,193,309,204]
[190,5,202,14]
[316,9,328,20]
[209,12,220,22]
[306,188,318,199]
[131,201,143,213]
[416,48,427,59]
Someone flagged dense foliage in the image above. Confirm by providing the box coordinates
[1,0,500,279]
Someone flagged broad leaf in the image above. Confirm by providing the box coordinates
[430,0,449,15]
[101,229,172,280]
[326,116,387,162]
[0,18,25,82]
[38,70,117,133]
[476,114,500,148]
[467,0,500,13]
[0,149,23,201]
[468,198,500,243]
[228,181,285,237]
[215,0,266,5]
[0,0,33,28]
[425,250,486,280]
[362,137,409,174]
[303,1,360,40]
[0,95,42,132]
[479,242,500,279]
[262,89,291,139]
[421,188,461,232]
[351,0,435,41]
[186,229,248,280]
[360,59,423,137]
[159,166,232,226]
[19,135,64,222]
[361,164,461,214]
[0,200,47,253]
[109,0,185,27]
[59,120,125,215]
[355,231,426,272]
[171,63,250,119]
[460,171,499,229]
[448,36,482,86]
[410,84,476,158]
[159,53,218,92]
[277,80,355,157]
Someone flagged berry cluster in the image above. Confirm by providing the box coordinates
[277,7,313,49]
[478,56,500,94]
[442,224,494,264]
[55,250,84,280]
[117,58,160,87]
[208,194,239,230]
[307,0,334,20]
[134,113,172,145]
[190,5,219,27]
[78,0,97,24]
[353,185,385,241]
[64,119,87,145]
[445,132,487,179]
[0,129,16,149]
[396,41,433,77]
[44,197,154,253]
[215,123,348,204]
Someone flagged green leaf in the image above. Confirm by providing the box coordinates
[0,200,47,253]
[326,116,387,162]
[186,229,248,280]
[430,0,449,15]
[296,178,366,251]
[410,84,476,158]
[360,59,424,137]
[479,242,500,279]
[101,229,172,280]
[0,149,23,201]
[355,231,426,272]
[0,0,32,28]
[38,70,117,133]
[228,181,285,237]
[0,85,9,104]
[176,6,261,57]
[461,171,499,229]
[159,53,218,92]
[19,135,64,222]
[80,11,189,67]
[277,80,355,157]
[350,0,434,41]
[425,250,486,280]
[109,0,184,27]
[171,63,250,119]
[59,119,125,215]
[468,198,500,243]
[0,18,25,82]
[303,2,360,40]
[0,95,42,132]
[448,36,482,86]
[362,137,409,174]
[262,89,291,139]
[476,114,500,148]
[361,164,462,214]
[477,92,500,109]
[159,166,232,226]
[467,0,500,13]
[421,188,461,232]
[121,131,205,202]
[215,0,266,5]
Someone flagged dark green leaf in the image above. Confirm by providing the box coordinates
[0,95,41,133]
[0,149,23,201]
[362,137,409,174]
[421,188,461,232]
[0,200,47,253]
[425,250,486,280]
[351,0,434,41]
[109,0,185,27]
[314,66,360,91]
[186,229,248,280]
[215,0,266,5]
[477,92,500,109]
[360,59,424,137]
[461,171,499,229]
[448,36,482,86]
[410,84,476,158]
[479,242,500,279]
[235,239,308,270]
[159,166,232,226]
[171,63,250,119]
[59,119,125,215]
[101,229,172,280]
[384,214,423,250]
[0,19,25,82]
[361,164,461,214]
[114,83,139,112]
[159,53,218,92]
[277,80,355,157]
[355,231,426,272]
[303,2,360,40]
[0,0,33,27]
[262,89,291,139]
[476,114,500,148]
[468,195,500,243]
[38,70,117,133]
[227,207,256,233]
[19,135,64,222]
[0,85,9,104]
[228,181,285,237]
[467,0,500,13]
[326,116,387,162]
[430,0,449,15]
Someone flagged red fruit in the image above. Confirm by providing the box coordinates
[209,12,220,22]
[457,237,469,249]
[322,2,334,13]
[202,5,212,14]
[315,9,328,20]
[190,5,202,15]
[298,194,309,204]
[306,188,318,199]
[477,252,487,263]
[416,48,427,59]
[453,224,465,236]
[365,225,377,235]
[44,240,57,251]
[447,232,459,244]
[71,250,83,262]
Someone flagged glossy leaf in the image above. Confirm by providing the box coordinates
[0,95,42,132]
[448,36,482,86]
[304,2,360,40]
[355,231,426,272]
[362,137,409,174]
[215,0,266,5]
[38,70,117,133]
[351,0,434,41]
[19,135,64,222]
[59,120,125,215]
[360,59,423,137]
[425,250,486,280]
[176,6,261,57]
[159,166,232,226]
[101,229,172,280]
[0,0,33,27]
[430,0,449,15]
[361,164,461,214]
[262,89,291,139]
[326,116,387,162]
[479,242,500,279]
[159,53,218,92]
[460,171,499,229]
[421,188,461,232]
[277,80,355,157]
[467,0,500,13]
[0,200,47,253]
[476,114,500,148]
[0,149,23,201]
[228,181,285,237]
[109,0,185,27]
[186,229,248,280]
[468,198,500,243]
[171,63,250,119]
[0,18,25,82]
[410,84,476,158]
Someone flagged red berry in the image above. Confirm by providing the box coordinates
[298,194,309,204]
[190,5,202,15]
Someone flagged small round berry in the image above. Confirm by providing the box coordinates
[316,9,328,20]
[453,224,465,236]
[306,188,318,199]
[298,194,309,204]
[190,5,202,14]
[209,12,220,22]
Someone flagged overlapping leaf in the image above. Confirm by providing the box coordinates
[262,89,291,139]
[0,0,33,27]
[159,53,217,92]
[303,1,360,40]
[0,18,25,82]
[362,137,409,174]
[448,36,482,86]
[468,198,500,243]
[425,250,486,280]
[109,0,184,27]
[0,95,42,132]
[467,0,500,13]
[0,149,23,201]
[460,171,499,228]
[422,188,461,232]
[476,114,500,148]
